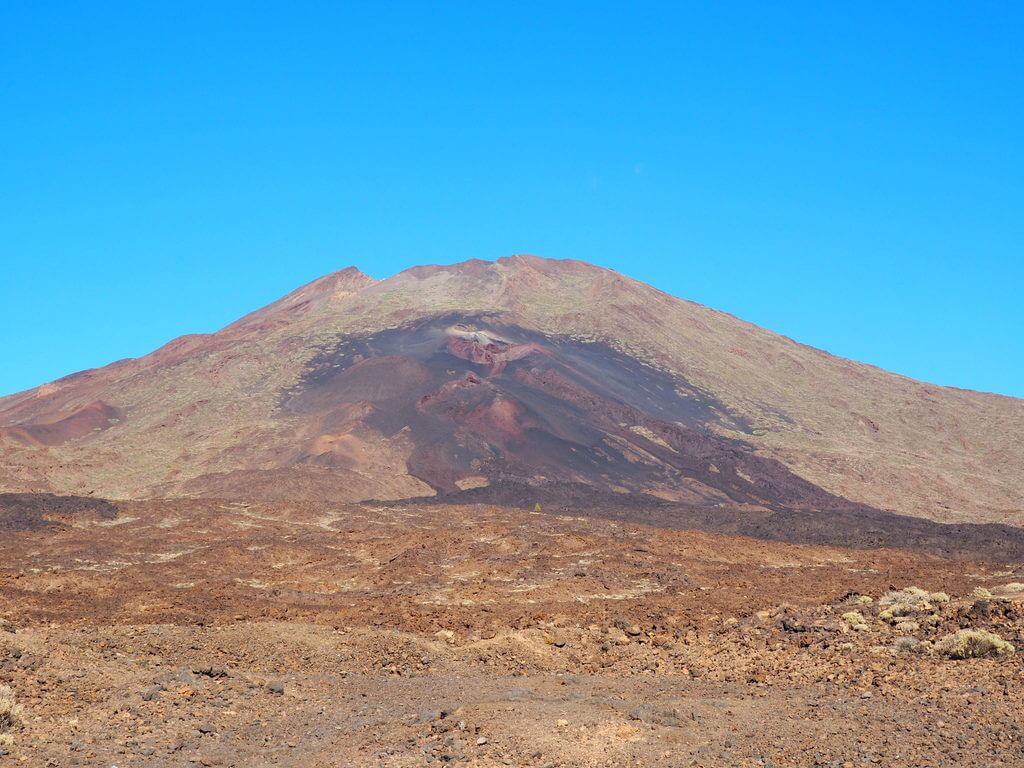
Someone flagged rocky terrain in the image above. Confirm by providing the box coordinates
[0,494,1021,767]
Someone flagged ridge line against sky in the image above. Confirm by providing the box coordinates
[1,3,1021,398]
[1,253,1021,401]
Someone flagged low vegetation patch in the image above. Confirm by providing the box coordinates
[991,582,1024,599]
[878,586,940,623]
[893,636,919,653]
[0,685,21,746]
[841,611,869,632]
[934,629,1015,660]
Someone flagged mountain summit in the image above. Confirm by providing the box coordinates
[2,256,1022,524]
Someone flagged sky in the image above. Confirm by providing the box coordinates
[1,2,1022,398]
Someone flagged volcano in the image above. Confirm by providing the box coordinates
[1,255,1022,525]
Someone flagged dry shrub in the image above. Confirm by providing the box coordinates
[991,583,1024,599]
[935,629,1015,660]
[841,611,869,632]
[878,586,936,623]
[893,636,919,653]
[0,686,21,745]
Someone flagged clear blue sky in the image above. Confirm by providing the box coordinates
[2,2,1022,398]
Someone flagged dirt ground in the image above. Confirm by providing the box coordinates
[0,499,1022,767]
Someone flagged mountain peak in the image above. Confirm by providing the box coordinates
[392,254,617,280]
[226,266,376,331]
[275,265,376,302]
[1,255,1022,526]
[371,256,641,320]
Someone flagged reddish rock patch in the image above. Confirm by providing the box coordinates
[0,400,119,446]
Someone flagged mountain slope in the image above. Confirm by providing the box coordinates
[1,255,1022,524]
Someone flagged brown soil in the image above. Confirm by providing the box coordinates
[0,400,119,447]
[1,497,1021,766]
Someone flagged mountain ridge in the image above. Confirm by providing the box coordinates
[2,255,1022,525]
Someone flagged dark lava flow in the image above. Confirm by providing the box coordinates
[279,314,888,518]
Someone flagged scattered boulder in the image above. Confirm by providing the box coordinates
[142,685,163,702]
[192,665,229,679]
[628,704,682,727]
[781,617,806,633]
